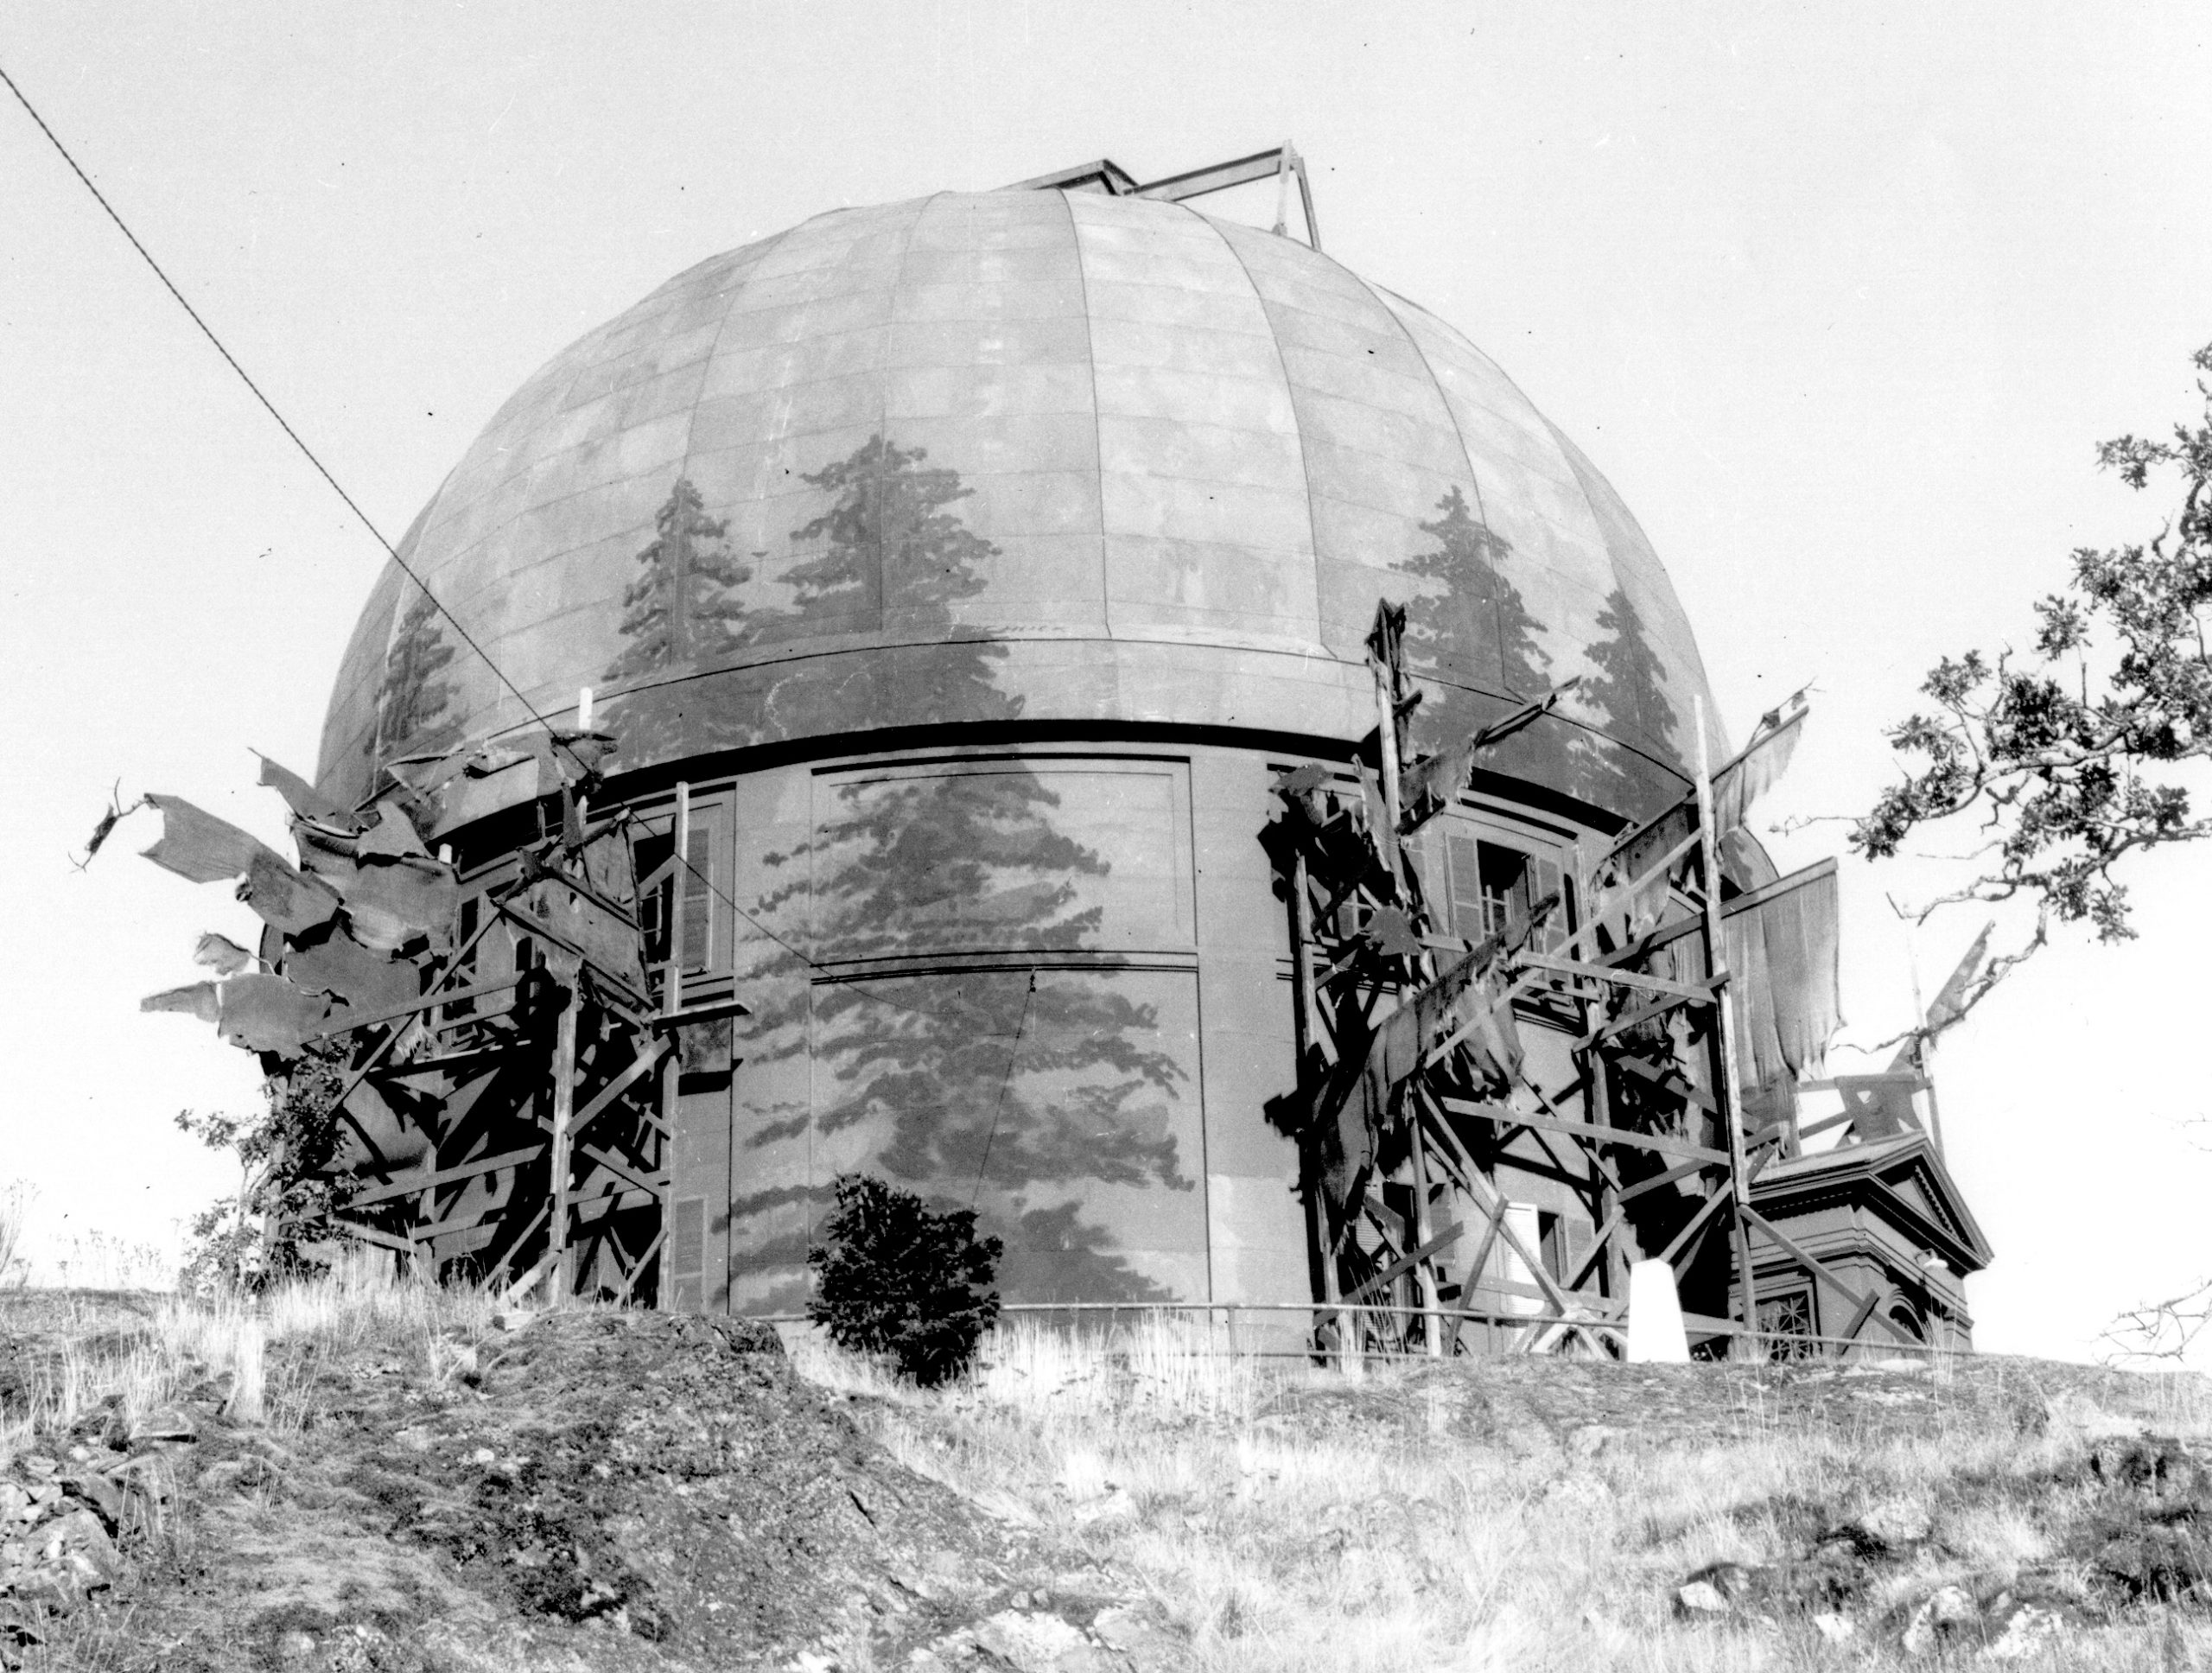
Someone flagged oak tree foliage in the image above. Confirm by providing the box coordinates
[1852,344,2212,1031]
[175,1037,358,1294]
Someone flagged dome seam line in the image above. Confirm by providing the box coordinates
[1198,209,1326,658]
[876,195,939,639]
[1058,189,1113,641]
[1359,277,1522,702]
[679,224,801,498]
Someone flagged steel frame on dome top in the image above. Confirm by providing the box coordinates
[1262,600,1923,1360]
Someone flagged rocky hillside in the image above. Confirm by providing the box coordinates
[7,1285,2212,1670]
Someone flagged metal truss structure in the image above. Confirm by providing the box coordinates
[1262,600,1924,1359]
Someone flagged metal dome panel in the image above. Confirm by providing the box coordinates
[318,189,1722,824]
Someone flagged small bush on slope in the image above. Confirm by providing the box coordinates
[806,1174,1002,1386]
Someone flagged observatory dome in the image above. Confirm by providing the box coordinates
[318,188,1723,822]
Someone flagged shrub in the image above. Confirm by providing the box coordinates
[177,1037,359,1295]
[805,1174,1002,1385]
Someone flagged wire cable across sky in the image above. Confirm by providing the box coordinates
[3,58,1049,1036]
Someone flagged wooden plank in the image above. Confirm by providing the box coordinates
[1439,1096,1731,1167]
[1617,1157,1712,1203]
[622,1225,668,1304]
[570,1186,657,1223]
[650,996,751,1032]
[1658,1181,1733,1269]
[1611,856,1842,963]
[550,987,579,1300]
[1796,1073,1928,1093]
[346,1144,545,1209]
[315,976,524,1040]
[575,1142,668,1199]
[1617,1053,1721,1119]
[497,900,651,1015]
[328,1217,416,1256]
[1442,1198,1510,1353]
[372,1041,531,1083]
[1517,953,1719,1005]
[570,1038,676,1139]
[1739,1207,1922,1350]
[1695,695,1761,1345]
[1839,1287,1882,1344]
[1578,989,1694,1051]
[1340,1220,1465,1307]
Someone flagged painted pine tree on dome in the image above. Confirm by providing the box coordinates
[608,476,753,677]
[1581,585,1682,775]
[728,435,1188,1308]
[1402,485,1568,784]
[602,476,754,765]
[369,585,461,761]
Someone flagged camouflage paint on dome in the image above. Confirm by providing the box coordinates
[318,190,1726,831]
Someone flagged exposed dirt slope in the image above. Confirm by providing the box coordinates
[3,1307,1180,1672]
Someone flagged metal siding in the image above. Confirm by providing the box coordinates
[316,190,1717,836]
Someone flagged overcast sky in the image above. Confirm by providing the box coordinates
[3,3,2208,1358]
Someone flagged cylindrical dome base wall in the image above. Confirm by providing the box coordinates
[522,728,1613,1322]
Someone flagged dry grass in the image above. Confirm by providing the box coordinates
[0,1180,30,1289]
[0,1253,493,1467]
[780,1313,2212,1672]
[13,1288,2212,1670]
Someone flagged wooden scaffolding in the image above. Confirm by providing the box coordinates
[318,781,747,1302]
[1263,600,1920,1359]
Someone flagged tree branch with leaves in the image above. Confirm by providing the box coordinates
[1853,343,2212,1036]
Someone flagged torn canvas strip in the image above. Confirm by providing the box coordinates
[1723,861,1842,1084]
[215,974,330,1054]
[282,926,422,1015]
[255,753,356,829]
[141,982,222,1024]
[340,856,460,954]
[237,848,342,937]
[192,932,255,975]
[139,795,270,885]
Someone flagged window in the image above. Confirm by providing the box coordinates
[1759,1288,1819,1361]
[634,801,726,979]
[1419,817,1571,950]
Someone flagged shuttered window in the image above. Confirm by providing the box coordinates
[679,825,714,971]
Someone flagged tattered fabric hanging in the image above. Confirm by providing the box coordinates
[1708,707,1805,837]
[254,753,357,830]
[1324,939,1523,1207]
[281,925,422,1016]
[286,812,459,954]
[237,848,343,936]
[1722,860,1842,1085]
[214,974,331,1054]
[141,982,221,1024]
[137,795,341,935]
[192,932,255,975]
[339,856,460,954]
[139,795,274,885]
[354,802,430,859]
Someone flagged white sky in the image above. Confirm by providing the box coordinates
[3,3,2208,1358]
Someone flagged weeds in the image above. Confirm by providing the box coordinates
[770,1318,2212,1671]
